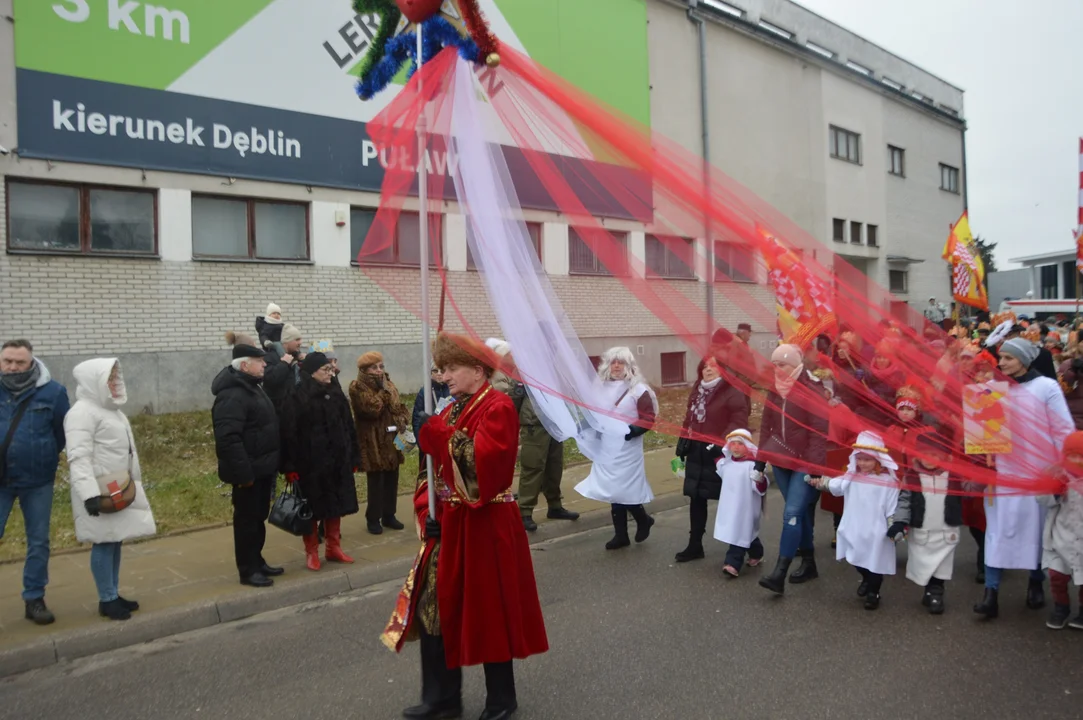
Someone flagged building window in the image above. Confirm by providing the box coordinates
[940,164,960,194]
[350,209,443,266]
[850,221,862,245]
[888,146,905,177]
[867,224,878,248]
[192,196,308,261]
[889,269,908,294]
[569,227,628,276]
[467,221,541,270]
[832,218,846,243]
[1064,261,1078,301]
[646,235,695,279]
[829,125,861,164]
[7,180,156,255]
[661,352,687,386]
[1040,264,1059,299]
[713,240,754,283]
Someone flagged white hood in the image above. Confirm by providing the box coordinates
[73,358,127,409]
[33,357,52,388]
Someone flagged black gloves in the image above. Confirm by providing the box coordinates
[425,517,441,541]
[886,522,907,540]
[753,460,767,473]
[417,412,433,427]
[85,497,103,517]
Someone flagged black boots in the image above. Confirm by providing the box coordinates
[759,556,792,595]
[923,585,945,615]
[628,505,654,543]
[24,598,55,626]
[675,533,705,562]
[788,550,819,584]
[606,505,630,550]
[973,588,999,618]
[1026,579,1046,610]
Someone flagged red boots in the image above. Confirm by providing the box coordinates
[303,525,321,571]
[324,517,354,564]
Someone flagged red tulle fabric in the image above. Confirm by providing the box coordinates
[356,46,1068,497]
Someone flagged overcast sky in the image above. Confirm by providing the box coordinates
[798,0,1083,269]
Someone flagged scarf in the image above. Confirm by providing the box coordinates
[690,376,721,425]
[1,362,41,398]
[775,363,804,399]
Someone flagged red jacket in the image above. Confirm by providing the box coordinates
[417,384,549,668]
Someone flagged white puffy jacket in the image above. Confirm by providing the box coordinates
[64,358,156,544]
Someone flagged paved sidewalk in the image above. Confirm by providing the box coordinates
[0,450,683,676]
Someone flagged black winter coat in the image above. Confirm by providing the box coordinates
[211,367,280,486]
[676,379,749,499]
[756,372,828,474]
[263,347,299,417]
[280,374,361,521]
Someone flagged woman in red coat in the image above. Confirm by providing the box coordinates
[382,333,547,720]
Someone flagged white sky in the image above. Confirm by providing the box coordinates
[797,0,1083,269]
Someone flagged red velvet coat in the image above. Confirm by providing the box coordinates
[417,384,549,668]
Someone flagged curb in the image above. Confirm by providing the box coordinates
[0,490,688,679]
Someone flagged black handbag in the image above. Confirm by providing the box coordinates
[268,482,313,536]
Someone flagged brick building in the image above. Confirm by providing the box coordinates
[0,0,965,414]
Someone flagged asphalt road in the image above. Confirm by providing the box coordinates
[1,504,1080,720]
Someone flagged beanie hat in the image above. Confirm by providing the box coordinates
[301,352,330,375]
[309,339,336,360]
[264,303,283,325]
[280,324,302,344]
[895,385,922,412]
[1000,338,1039,368]
[771,344,803,368]
[357,351,384,369]
[225,331,265,360]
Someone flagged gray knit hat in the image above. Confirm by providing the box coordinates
[1000,338,1039,368]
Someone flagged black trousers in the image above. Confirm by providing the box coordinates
[232,476,273,578]
[419,628,516,712]
[366,469,400,522]
[857,567,884,594]
[688,497,709,543]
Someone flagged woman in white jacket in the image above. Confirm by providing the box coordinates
[64,359,156,620]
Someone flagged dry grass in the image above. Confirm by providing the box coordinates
[0,387,703,561]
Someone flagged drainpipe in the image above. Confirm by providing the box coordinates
[689,0,713,338]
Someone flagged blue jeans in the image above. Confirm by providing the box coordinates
[0,483,54,601]
[984,565,1045,591]
[90,542,123,603]
[772,466,816,558]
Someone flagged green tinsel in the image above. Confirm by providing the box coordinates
[352,0,402,83]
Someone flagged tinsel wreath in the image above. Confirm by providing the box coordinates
[355,16,479,100]
[351,0,402,87]
[457,0,498,59]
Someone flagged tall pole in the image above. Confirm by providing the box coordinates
[691,3,713,343]
[417,24,436,517]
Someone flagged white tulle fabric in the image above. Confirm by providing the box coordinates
[448,58,630,462]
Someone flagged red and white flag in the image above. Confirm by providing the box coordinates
[1077,138,1083,270]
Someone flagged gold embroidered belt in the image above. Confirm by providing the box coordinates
[444,490,517,506]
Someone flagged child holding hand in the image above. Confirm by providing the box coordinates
[808,431,900,610]
[712,430,768,578]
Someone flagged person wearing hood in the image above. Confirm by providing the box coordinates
[64,359,157,620]
[281,353,361,570]
[756,344,829,595]
[349,351,410,535]
[0,339,70,625]
[212,333,283,588]
[974,338,1075,619]
[255,302,284,352]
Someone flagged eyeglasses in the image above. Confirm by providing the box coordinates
[371,364,386,370]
